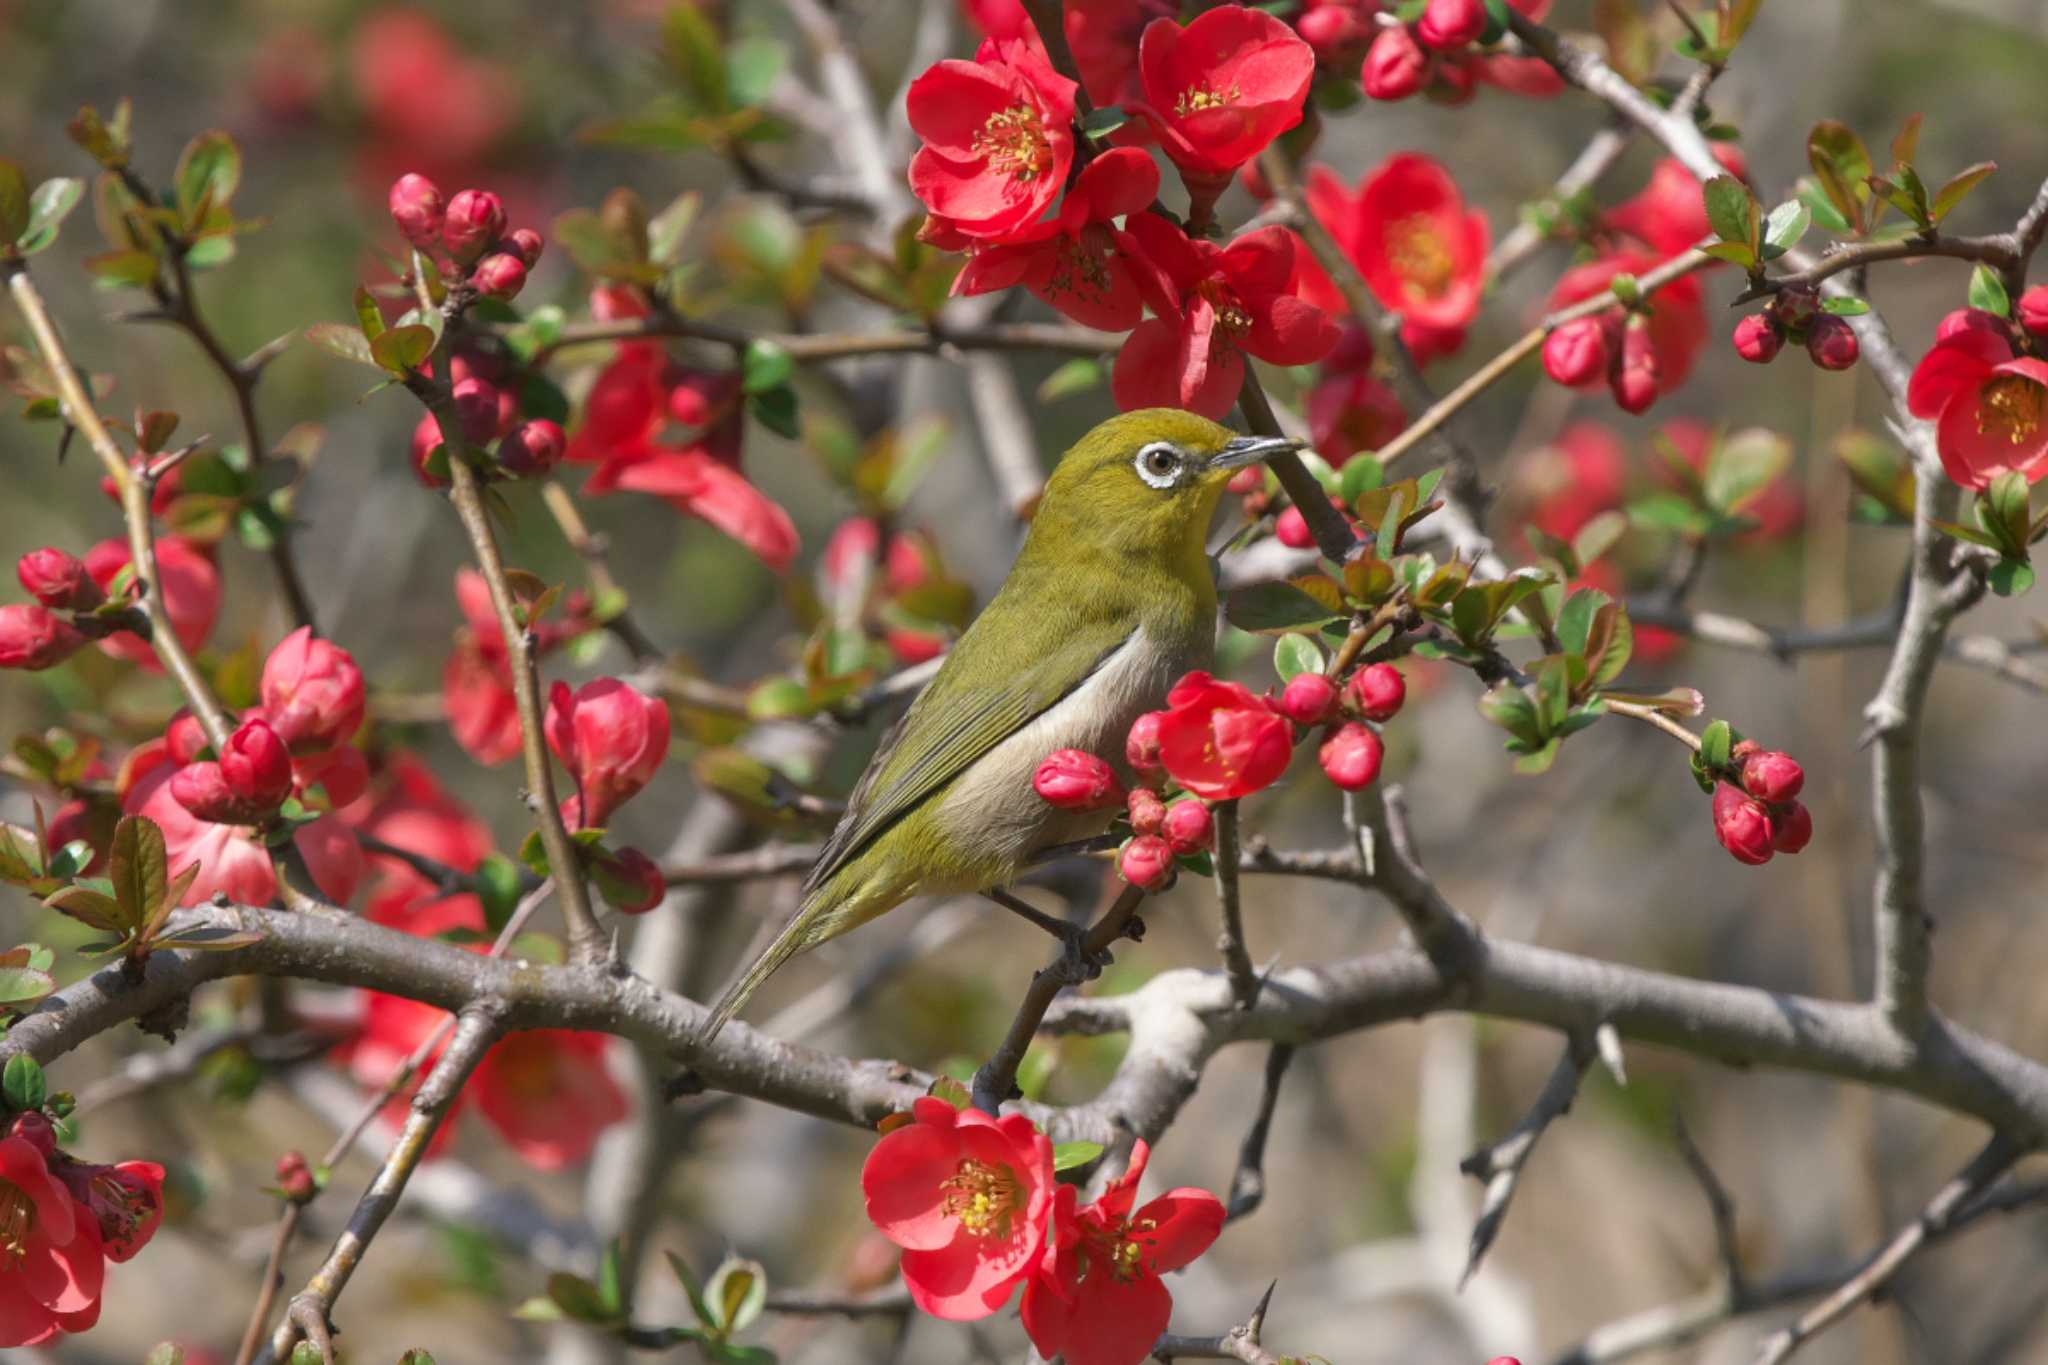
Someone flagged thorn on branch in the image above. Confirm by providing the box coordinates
[1226,1044,1296,1223]
[1457,1033,1593,1286]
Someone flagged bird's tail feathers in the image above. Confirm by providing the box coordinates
[695,913,814,1051]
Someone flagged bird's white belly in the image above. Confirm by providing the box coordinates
[933,627,1192,864]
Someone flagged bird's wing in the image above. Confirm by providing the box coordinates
[803,589,1136,895]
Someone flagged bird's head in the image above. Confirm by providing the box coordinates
[1030,409,1302,569]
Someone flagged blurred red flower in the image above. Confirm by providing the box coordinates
[1309,326,1408,463]
[0,1135,106,1346]
[82,538,220,672]
[545,677,672,830]
[1307,153,1488,362]
[954,147,1159,330]
[1907,327,2048,490]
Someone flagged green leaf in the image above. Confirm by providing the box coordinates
[15,177,83,255]
[705,1256,767,1335]
[662,2,731,113]
[1699,719,1733,771]
[1226,581,1340,635]
[476,854,526,934]
[109,815,168,933]
[1968,264,2010,318]
[1807,120,1871,233]
[1080,106,1129,139]
[1272,634,1324,683]
[1512,737,1562,775]
[369,324,435,375]
[1628,492,1715,536]
[1698,241,1759,268]
[1820,295,1870,316]
[44,885,130,933]
[1555,588,1606,657]
[1479,685,1542,746]
[1797,183,1852,234]
[353,285,386,341]
[547,1272,620,1324]
[1931,161,1997,224]
[303,323,380,369]
[1053,1140,1105,1171]
[598,1240,626,1316]
[85,249,160,289]
[0,965,56,1010]
[728,37,788,107]
[0,159,28,243]
[174,130,241,228]
[3,1053,47,1113]
[1722,0,1765,45]
[150,926,265,952]
[1988,559,2035,597]
[747,385,800,439]
[1338,454,1384,502]
[1037,357,1104,403]
[1704,428,1792,516]
[667,1251,718,1331]
[1761,200,1810,258]
[1702,176,1759,251]
[741,339,794,394]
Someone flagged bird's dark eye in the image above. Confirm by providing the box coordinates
[1134,442,1182,488]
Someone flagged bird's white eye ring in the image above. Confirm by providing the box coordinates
[1134,441,1183,489]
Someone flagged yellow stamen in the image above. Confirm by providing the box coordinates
[974,105,1054,182]
[940,1158,1021,1239]
[1195,281,1252,340]
[1046,238,1112,304]
[0,1182,35,1263]
[1388,214,1455,301]
[1977,373,2044,446]
[1174,83,1241,115]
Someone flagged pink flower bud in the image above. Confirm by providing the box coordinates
[276,1150,317,1202]
[1319,722,1384,790]
[451,377,506,445]
[2018,285,2048,338]
[170,761,244,824]
[1804,315,1859,371]
[1542,317,1612,388]
[1739,749,1804,803]
[472,251,528,299]
[410,414,452,488]
[1162,799,1215,856]
[1275,672,1339,726]
[1773,800,1813,854]
[496,419,566,478]
[442,188,507,262]
[1712,783,1777,865]
[1347,663,1405,722]
[0,604,86,671]
[1731,313,1783,364]
[1118,834,1177,891]
[1126,711,1167,775]
[1127,787,1167,836]
[544,678,672,829]
[1361,24,1429,101]
[594,845,666,914]
[260,626,366,753]
[504,227,545,265]
[1417,0,1486,50]
[220,718,294,812]
[388,173,445,248]
[1227,465,1265,496]
[1609,313,1659,414]
[18,548,103,610]
[166,710,209,765]
[1032,749,1124,811]
[1274,505,1315,549]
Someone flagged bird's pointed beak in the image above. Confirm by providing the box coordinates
[1207,433,1304,472]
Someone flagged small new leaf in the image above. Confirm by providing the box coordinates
[1967,264,2010,318]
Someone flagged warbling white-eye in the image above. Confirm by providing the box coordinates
[699,409,1300,1042]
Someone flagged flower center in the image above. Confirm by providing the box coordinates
[1195,280,1252,340]
[975,104,1053,182]
[1046,236,1113,302]
[1174,83,1240,115]
[1977,373,2044,446]
[0,1182,35,1262]
[940,1158,1020,1239]
[1388,215,1455,300]
[1078,1213,1156,1284]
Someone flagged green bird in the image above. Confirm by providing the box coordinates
[699,409,1300,1043]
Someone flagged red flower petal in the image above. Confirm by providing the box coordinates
[1908,330,2008,420]
[1131,1188,1226,1273]
[1112,318,1188,413]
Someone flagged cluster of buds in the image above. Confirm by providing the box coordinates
[1029,743,1217,894]
[1711,742,1813,865]
[1732,286,1860,372]
[1281,661,1404,791]
[388,173,541,300]
[1274,495,1365,551]
[409,340,565,487]
[1359,0,1561,105]
[0,548,99,671]
[543,677,673,914]
[1545,309,1664,415]
[274,1150,318,1203]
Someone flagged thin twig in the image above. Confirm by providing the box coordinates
[1673,1114,1746,1298]
[1153,1282,1289,1364]
[1487,123,1634,283]
[1458,1033,1593,1285]
[539,478,662,663]
[1211,800,1259,1010]
[529,314,1117,366]
[1226,1044,1296,1222]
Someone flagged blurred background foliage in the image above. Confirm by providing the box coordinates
[4,1,2048,1362]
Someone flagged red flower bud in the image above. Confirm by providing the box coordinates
[451,377,507,445]
[1119,834,1177,891]
[1804,315,1859,371]
[1274,505,1315,549]
[260,626,367,753]
[18,548,103,610]
[1297,3,1374,66]
[388,173,445,248]
[544,678,672,829]
[0,604,86,671]
[1739,749,1804,803]
[442,188,507,262]
[496,419,566,478]
[1126,710,1167,775]
[1275,672,1339,726]
[1732,313,1783,364]
[220,718,294,812]
[1319,722,1384,790]
[472,251,528,299]
[1162,799,1215,856]
[1127,786,1167,836]
[166,710,209,765]
[505,227,545,265]
[1610,313,1660,414]
[1542,316,1612,388]
[410,414,452,488]
[1425,52,1477,104]
[1227,465,1265,497]
[1771,286,1819,332]
[2018,285,2048,338]
[276,1150,317,1202]
[1729,738,1761,762]
[1772,800,1813,854]
[1361,24,1429,101]
[169,761,244,824]
[1032,748,1124,811]
[9,1113,57,1156]
[1347,663,1406,722]
[593,845,666,914]
[1711,783,1777,865]
[1417,0,1487,50]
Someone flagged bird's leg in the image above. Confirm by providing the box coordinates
[985,888,1110,982]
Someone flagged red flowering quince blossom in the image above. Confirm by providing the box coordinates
[953,147,1159,331]
[544,677,672,830]
[1115,216,1339,419]
[1309,325,1409,464]
[1522,422,1627,544]
[1307,152,1489,363]
[81,537,221,672]
[907,32,1077,243]
[567,342,798,572]
[1131,5,1315,185]
[862,1097,1055,1320]
[443,568,524,765]
[1906,325,2048,489]
[122,756,363,908]
[0,1135,106,1346]
[1020,1139,1226,1365]
[1546,249,1707,407]
[1154,670,1294,800]
[259,625,367,753]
